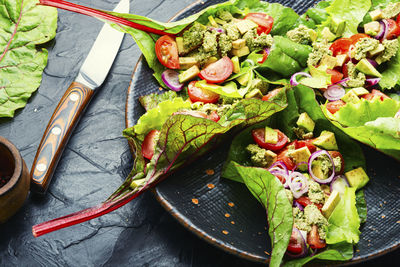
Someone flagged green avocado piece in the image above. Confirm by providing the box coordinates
[236,72,251,86]
[330,18,346,36]
[245,89,263,99]
[312,131,338,150]
[178,65,200,83]
[321,27,336,41]
[341,90,360,104]
[321,190,341,218]
[351,87,369,96]
[345,167,370,190]
[356,58,382,78]
[288,147,311,171]
[231,56,240,73]
[264,126,278,144]
[296,112,315,132]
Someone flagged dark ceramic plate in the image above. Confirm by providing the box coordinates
[125,0,400,264]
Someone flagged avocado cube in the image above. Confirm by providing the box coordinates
[369,9,383,21]
[309,29,318,42]
[356,58,382,78]
[364,21,381,36]
[236,19,258,34]
[265,126,278,144]
[368,44,385,57]
[208,16,218,28]
[320,55,338,69]
[214,17,227,25]
[311,161,326,180]
[335,54,348,67]
[176,37,186,55]
[297,112,315,132]
[345,167,370,190]
[265,150,278,167]
[179,57,199,69]
[231,56,240,73]
[341,90,360,104]
[351,87,369,96]
[322,190,341,218]
[245,89,263,99]
[321,27,336,41]
[236,72,251,86]
[232,39,246,49]
[288,147,311,171]
[312,131,339,150]
[232,46,250,57]
[330,18,346,36]
[178,65,200,83]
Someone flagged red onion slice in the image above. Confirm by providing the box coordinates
[348,45,355,59]
[367,59,378,68]
[161,69,184,91]
[208,27,225,33]
[330,175,349,195]
[286,227,308,258]
[268,160,289,175]
[375,21,386,40]
[308,150,336,184]
[365,78,381,87]
[332,77,349,87]
[323,84,346,101]
[293,200,304,211]
[270,169,289,188]
[290,72,312,86]
[395,109,400,119]
[382,19,389,40]
[287,172,309,199]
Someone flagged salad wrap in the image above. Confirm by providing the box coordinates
[223,86,367,266]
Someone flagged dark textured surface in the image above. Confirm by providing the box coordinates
[0,0,399,266]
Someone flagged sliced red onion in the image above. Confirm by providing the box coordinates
[365,78,381,87]
[367,58,378,68]
[290,72,312,86]
[264,47,270,55]
[286,227,308,258]
[330,175,349,195]
[294,200,304,211]
[323,84,346,101]
[270,169,289,188]
[395,109,400,119]
[287,172,309,199]
[382,19,389,40]
[268,160,289,175]
[161,69,184,91]
[308,150,335,184]
[208,27,225,33]
[348,45,355,59]
[375,21,386,40]
[332,77,349,87]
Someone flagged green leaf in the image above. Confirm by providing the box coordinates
[300,65,332,89]
[327,187,361,244]
[284,242,353,267]
[325,0,371,37]
[355,189,367,224]
[0,0,57,117]
[196,80,243,98]
[138,91,178,111]
[322,98,400,160]
[233,163,293,267]
[380,37,400,90]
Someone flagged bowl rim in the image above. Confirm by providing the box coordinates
[0,136,23,196]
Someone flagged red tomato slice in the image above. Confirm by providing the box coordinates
[244,13,274,34]
[349,33,371,45]
[361,89,390,101]
[142,129,160,160]
[296,196,323,210]
[329,151,345,175]
[258,50,269,64]
[155,35,180,69]
[207,110,220,122]
[326,69,344,84]
[326,100,346,114]
[262,88,283,101]
[307,225,326,249]
[199,56,233,83]
[252,128,289,151]
[187,81,220,104]
[342,63,349,78]
[277,149,296,171]
[287,228,305,255]
[386,19,400,40]
[295,140,317,153]
[329,38,352,56]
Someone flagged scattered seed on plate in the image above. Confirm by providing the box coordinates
[396,220,400,224]
[222,230,229,235]
[381,215,386,219]
[264,251,270,255]
[205,169,215,175]
[158,87,163,91]
[228,202,235,207]
[224,213,230,218]
[207,183,215,189]
[230,221,235,225]
[192,198,199,205]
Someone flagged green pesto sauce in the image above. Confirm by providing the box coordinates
[202,31,219,54]
[223,22,240,41]
[304,204,328,239]
[346,61,366,87]
[354,38,379,61]
[183,22,207,51]
[286,25,312,45]
[376,39,399,63]
[308,180,325,204]
[246,144,275,168]
[218,33,232,57]
[307,41,332,66]
[243,29,273,51]
[216,9,234,22]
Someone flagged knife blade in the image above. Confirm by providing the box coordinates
[30,0,130,194]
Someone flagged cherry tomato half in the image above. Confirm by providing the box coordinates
[349,33,371,45]
[187,81,220,104]
[287,228,305,255]
[329,38,352,57]
[199,56,233,83]
[296,196,323,210]
[386,19,400,40]
[262,88,283,101]
[142,129,160,160]
[361,89,390,101]
[207,110,220,122]
[307,225,326,249]
[244,13,274,35]
[252,128,288,151]
[326,100,346,114]
[155,35,180,69]
[329,151,345,175]
[326,69,344,84]
[295,140,317,153]
[277,148,296,171]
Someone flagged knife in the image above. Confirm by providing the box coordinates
[30,0,129,194]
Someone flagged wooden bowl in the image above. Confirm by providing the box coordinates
[0,136,29,223]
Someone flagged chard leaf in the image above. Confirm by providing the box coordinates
[232,163,293,267]
[322,98,400,160]
[284,242,353,267]
[327,187,361,244]
[0,0,57,117]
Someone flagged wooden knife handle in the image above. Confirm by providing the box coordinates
[30,81,95,194]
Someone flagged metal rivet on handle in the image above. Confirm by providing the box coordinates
[51,127,61,136]
[36,163,47,172]
[69,93,79,102]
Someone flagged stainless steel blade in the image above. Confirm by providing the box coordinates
[75,0,130,89]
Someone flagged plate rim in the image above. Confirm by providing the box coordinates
[124,0,400,264]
